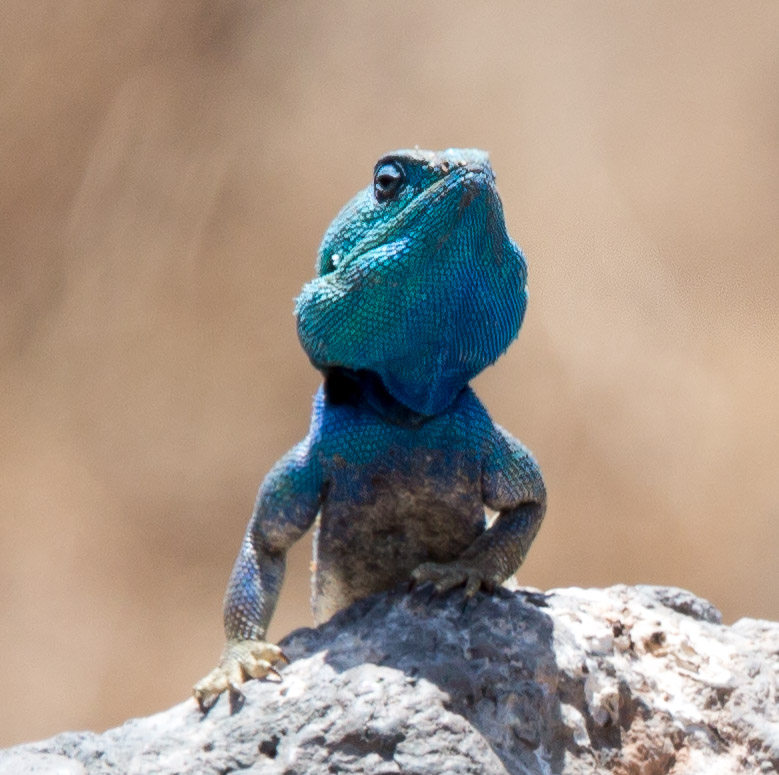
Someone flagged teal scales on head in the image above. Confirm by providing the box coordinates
[194,149,546,711]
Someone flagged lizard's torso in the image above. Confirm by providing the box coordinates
[309,380,494,621]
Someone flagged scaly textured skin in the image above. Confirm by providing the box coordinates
[194,149,546,710]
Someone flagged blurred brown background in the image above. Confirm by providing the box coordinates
[1,0,777,747]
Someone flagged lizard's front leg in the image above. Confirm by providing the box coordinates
[194,440,323,711]
[412,425,545,597]
[193,543,289,711]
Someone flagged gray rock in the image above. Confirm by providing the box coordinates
[0,753,86,775]
[2,585,777,774]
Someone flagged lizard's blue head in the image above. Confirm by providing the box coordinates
[295,148,528,415]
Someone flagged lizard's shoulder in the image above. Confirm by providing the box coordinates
[445,387,502,445]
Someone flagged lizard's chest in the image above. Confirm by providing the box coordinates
[313,398,487,546]
[315,398,484,498]
[323,445,480,511]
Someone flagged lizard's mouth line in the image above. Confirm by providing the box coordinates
[338,165,491,270]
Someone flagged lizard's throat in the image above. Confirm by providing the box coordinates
[322,368,435,428]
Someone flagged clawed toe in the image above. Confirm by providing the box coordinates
[410,560,500,604]
[193,639,288,713]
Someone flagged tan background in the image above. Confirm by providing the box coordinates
[1,1,777,747]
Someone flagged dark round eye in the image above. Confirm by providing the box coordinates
[373,162,404,202]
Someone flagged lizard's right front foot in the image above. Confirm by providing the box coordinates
[193,638,288,712]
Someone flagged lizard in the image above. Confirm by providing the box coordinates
[193,148,546,711]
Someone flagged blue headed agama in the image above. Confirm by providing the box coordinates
[194,149,546,710]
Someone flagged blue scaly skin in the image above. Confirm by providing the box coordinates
[194,149,546,710]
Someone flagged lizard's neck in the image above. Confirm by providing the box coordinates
[323,367,434,428]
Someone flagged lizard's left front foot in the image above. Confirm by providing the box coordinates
[411,560,499,598]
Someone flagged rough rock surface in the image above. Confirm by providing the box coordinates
[2,585,777,774]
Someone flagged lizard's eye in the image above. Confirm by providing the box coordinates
[373,162,404,203]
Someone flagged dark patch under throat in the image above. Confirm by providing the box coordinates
[323,368,435,428]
